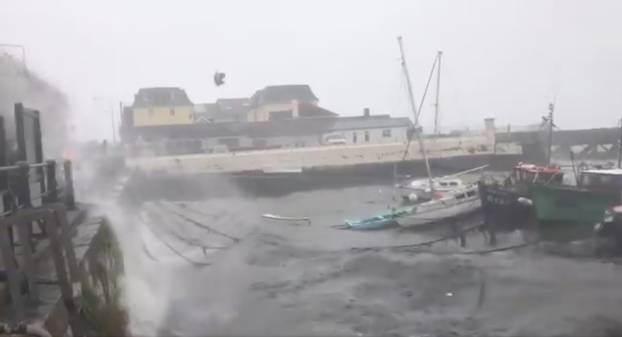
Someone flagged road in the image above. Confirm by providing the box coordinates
[104,182,622,337]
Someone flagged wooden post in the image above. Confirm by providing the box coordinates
[53,205,80,281]
[0,221,24,322]
[63,160,75,210]
[45,160,58,203]
[44,211,84,337]
[15,214,38,302]
[16,161,31,209]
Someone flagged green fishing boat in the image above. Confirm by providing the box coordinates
[532,169,622,224]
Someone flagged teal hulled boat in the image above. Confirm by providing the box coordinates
[532,169,622,225]
[343,208,411,230]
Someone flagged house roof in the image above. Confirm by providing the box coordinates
[250,85,319,106]
[132,87,193,108]
[130,115,412,141]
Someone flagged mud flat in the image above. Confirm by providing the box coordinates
[117,184,622,337]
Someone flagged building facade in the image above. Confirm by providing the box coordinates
[122,84,412,157]
[247,85,330,122]
[131,87,194,127]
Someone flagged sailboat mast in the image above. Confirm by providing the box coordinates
[546,103,554,165]
[434,51,442,134]
[397,36,435,190]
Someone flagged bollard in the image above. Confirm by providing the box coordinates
[45,160,58,203]
[16,161,31,209]
[63,160,75,210]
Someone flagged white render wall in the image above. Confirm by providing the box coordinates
[127,132,500,174]
[323,127,409,145]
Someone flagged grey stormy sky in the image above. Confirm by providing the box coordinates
[2,0,622,141]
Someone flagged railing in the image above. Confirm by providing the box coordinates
[0,159,75,218]
[0,159,81,334]
[0,204,83,336]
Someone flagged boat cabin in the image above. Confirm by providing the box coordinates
[409,178,464,191]
[579,169,622,191]
[511,163,563,185]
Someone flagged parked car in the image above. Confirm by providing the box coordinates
[323,134,347,145]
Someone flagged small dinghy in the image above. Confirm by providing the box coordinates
[342,208,410,230]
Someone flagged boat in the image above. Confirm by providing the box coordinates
[478,163,563,225]
[397,177,465,203]
[397,165,488,203]
[390,39,481,228]
[532,168,622,224]
[342,208,410,230]
[593,205,622,252]
[395,184,481,228]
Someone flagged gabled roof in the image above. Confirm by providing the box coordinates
[250,85,318,106]
[132,87,193,108]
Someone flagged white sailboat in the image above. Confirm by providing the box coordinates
[395,185,481,228]
[394,37,481,227]
[397,165,488,202]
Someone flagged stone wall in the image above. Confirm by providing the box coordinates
[127,133,499,174]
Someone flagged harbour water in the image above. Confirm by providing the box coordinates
[110,175,622,337]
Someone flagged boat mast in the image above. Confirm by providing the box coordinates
[546,103,554,165]
[397,36,435,190]
[434,51,442,135]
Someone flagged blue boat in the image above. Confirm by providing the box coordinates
[343,207,411,230]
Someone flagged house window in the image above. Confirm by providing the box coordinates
[382,129,392,138]
[170,108,175,116]
[294,141,306,148]
[364,131,370,142]
[353,132,357,143]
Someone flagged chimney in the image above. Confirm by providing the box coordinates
[363,107,370,117]
[484,118,496,151]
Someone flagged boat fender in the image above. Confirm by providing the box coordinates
[408,193,418,202]
[517,197,533,207]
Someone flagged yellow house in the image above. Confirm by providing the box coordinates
[248,85,321,122]
[131,87,194,126]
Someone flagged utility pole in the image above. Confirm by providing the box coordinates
[397,36,434,190]
[93,97,117,144]
[617,117,622,168]
[434,51,442,135]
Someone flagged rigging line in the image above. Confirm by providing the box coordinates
[415,55,439,123]
[401,54,439,162]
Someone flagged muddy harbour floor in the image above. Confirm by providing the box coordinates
[95,177,622,337]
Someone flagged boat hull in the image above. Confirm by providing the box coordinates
[478,181,532,225]
[396,196,481,228]
[531,184,620,224]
